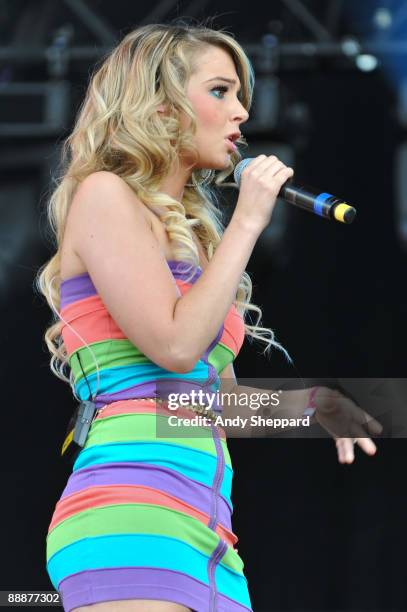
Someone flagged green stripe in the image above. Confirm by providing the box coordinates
[85,413,232,468]
[46,503,244,574]
[208,342,235,373]
[70,339,150,382]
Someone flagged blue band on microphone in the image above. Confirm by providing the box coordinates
[314,192,333,216]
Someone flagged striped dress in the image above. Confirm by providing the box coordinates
[46,260,253,612]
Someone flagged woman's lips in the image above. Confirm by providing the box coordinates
[225,138,238,152]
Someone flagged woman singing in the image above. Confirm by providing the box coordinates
[37,20,382,612]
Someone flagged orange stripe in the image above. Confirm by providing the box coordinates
[60,294,103,323]
[220,305,245,355]
[61,280,191,353]
[60,277,188,322]
[175,279,193,294]
[48,484,238,548]
[61,298,115,354]
[61,278,244,358]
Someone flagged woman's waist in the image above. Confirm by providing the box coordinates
[94,397,225,437]
[91,377,221,411]
[74,364,220,410]
[81,397,231,470]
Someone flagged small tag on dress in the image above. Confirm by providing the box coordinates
[61,400,97,465]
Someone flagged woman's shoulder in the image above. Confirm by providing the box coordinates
[68,171,153,232]
[60,171,208,279]
[74,171,149,212]
[60,172,153,281]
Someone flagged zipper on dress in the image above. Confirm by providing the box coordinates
[207,364,218,386]
[209,426,224,530]
[208,539,228,612]
[207,421,226,610]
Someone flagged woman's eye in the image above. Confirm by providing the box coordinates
[211,86,229,98]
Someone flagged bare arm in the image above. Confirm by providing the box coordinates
[218,363,311,437]
[172,216,259,367]
[173,153,296,368]
[68,171,260,373]
[218,365,383,463]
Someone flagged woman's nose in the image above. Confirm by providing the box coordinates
[234,102,249,124]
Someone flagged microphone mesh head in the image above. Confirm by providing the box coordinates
[233,158,253,186]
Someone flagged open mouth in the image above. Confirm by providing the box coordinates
[225,138,238,151]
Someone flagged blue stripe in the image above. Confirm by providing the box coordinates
[46,533,251,608]
[75,361,210,399]
[72,442,233,507]
[314,192,333,217]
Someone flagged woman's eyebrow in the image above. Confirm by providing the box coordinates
[205,76,242,91]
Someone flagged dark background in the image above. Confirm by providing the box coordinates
[0,1,404,610]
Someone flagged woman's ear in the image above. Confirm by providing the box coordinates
[157,104,168,114]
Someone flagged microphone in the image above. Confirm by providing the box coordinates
[233,158,357,224]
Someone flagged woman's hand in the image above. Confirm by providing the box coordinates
[233,155,294,234]
[309,386,383,464]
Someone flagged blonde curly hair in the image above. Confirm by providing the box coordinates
[35,19,291,388]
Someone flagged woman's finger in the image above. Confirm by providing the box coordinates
[335,436,377,463]
[336,438,355,463]
[354,436,377,456]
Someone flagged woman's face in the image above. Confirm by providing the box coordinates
[180,45,249,170]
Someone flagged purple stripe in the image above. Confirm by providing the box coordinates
[60,273,96,309]
[60,461,233,527]
[60,260,202,308]
[166,259,202,283]
[94,381,159,409]
[94,377,219,411]
[58,567,252,612]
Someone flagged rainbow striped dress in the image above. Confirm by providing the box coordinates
[45,260,253,612]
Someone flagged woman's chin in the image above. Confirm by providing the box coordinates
[212,155,234,170]
[192,155,233,173]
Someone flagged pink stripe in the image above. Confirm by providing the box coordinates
[48,483,238,548]
[61,461,234,522]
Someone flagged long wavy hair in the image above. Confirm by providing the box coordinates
[35,19,291,388]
